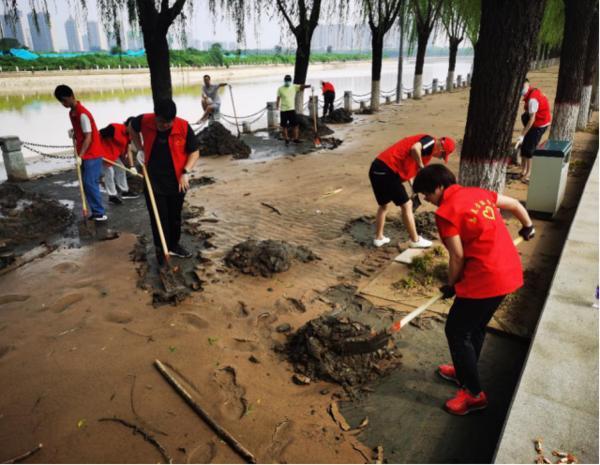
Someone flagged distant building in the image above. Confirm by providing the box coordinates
[127,30,143,50]
[107,17,128,50]
[86,21,104,51]
[0,9,31,48]
[81,33,89,51]
[65,17,83,52]
[27,12,57,52]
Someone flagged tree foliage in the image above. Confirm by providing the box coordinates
[537,0,565,48]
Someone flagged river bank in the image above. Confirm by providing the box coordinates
[0,64,596,463]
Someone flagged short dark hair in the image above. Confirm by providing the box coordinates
[124,116,134,127]
[284,74,292,82]
[413,164,457,195]
[54,84,74,100]
[203,74,210,79]
[154,99,177,121]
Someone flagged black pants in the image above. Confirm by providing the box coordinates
[445,295,505,395]
[144,189,185,253]
[323,91,335,117]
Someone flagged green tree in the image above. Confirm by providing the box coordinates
[439,0,471,91]
[208,42,225,66]
[361,0,404,111]
[410,0,444,99]
[459,0,546,191]
[0,38,22,52]
[1,1,192,105]
[535,0,564,66]
[395,1,409,102]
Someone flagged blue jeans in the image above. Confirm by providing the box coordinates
[82,157,104,216]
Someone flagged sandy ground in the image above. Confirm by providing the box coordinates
[0,65,598,463]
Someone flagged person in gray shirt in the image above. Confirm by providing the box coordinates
[197,74,227,124]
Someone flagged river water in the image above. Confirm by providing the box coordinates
[0,56,471,178]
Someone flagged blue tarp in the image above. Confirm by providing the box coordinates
[9,48,38,60]
[124,49,145,57]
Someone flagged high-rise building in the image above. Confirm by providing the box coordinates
[86,21,104,51]
[127,29,143,50]
[107,17,128,50]
[311,24,372,52]
[65,17,83,52]
[0,9,31,48]
[27,12,57,52]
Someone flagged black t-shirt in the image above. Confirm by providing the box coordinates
[419,135,435,157]
[132,115,199,195]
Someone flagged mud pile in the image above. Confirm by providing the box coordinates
[225,239,319,277]
[296,114,335,139]
[287,314,400,387]
[130,235,204,306]
[0,183,72,247]
[196,122,251,159]
[322,108,353,124]
[344,211,438,247]
[189,176,216,188]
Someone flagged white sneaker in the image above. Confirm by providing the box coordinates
[409,236,432,248]
[373,236,391,247]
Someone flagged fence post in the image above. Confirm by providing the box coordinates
[242,122,251,134]
[467,73,471,86]
[406,91,412,99]
[432,79,438,94]
[267,101,278,129]
[0,136,28,181]
[456,75,463,88]
[359,100,366,111]
[309,95,318,119]
[344,91,353,112]
[424,88,430,95]
[385,95,391,104]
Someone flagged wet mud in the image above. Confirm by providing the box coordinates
[224,239,320,277]
[344,211,438,247]
[296,114,335,139]
[322,108,354,124]
[196,122,252,159]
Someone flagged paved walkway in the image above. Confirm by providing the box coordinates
[494,155,599,463]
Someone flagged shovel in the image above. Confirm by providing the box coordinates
[337,236,525,354]
[311,87,322,148]
[140,163,170,266]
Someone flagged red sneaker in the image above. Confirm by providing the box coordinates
[437,364,460,385]
[445,389,488,415]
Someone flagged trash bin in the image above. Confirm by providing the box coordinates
[526,140,572,218]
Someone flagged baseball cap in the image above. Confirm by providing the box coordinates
[439,137,456,162]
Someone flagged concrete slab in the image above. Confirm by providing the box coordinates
[494,155,599,464]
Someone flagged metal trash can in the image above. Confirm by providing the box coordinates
[526,140,572,218]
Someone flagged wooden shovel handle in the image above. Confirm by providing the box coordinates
[141,163,169,262]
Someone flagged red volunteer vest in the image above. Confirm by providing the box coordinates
[376,134,433,181]
[435,185,523,299]
[140,114,189,181]
[524,88,551,127]
[102,123,130,162]
[322,82,335,93]
[69,102,103,159]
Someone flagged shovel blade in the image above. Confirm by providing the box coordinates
[334,330,392,355]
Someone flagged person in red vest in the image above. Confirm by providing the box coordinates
[99,118,139,205]
[515,78,551,183]
[369,134,456,248]
[129,99,200,264]
[321,80,335,117]
[413,164,535,416]
[54,84,106,221]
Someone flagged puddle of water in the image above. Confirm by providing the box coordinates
[58,199,75,210]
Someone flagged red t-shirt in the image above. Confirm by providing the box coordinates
[376,134,434,181]
[322,82,335,93]
[435,184,523,299]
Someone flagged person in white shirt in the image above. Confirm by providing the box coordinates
[197,75,227,124]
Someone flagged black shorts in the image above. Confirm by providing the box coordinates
[280,110,298,128]
[369,159,409,206]
[521,126,548,158]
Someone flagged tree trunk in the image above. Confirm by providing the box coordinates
[549,0,596,142]
[577,8,599,130]
[459,0,545,191]
[371,32,384,111]
[144,32,172,104]
[591,68,599,113]
[293,34,311,113]
[396,10,405,103]
[446,37,460,92]
[413,33,428,99]
[534,41,542,70]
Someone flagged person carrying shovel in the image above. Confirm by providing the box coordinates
[276,75,311,146]
[54,84,107,221]
[369,134,455,248]
[412,164,535,415]
[99,118,139,205]
[129,99,200,265]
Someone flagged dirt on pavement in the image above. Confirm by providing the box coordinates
[322,108,354,124]
[196,122,252,159]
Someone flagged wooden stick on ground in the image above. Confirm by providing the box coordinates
[98,417,172,464]
[1,443,43,464]
[154,359,257,464]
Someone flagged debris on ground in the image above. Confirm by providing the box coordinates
[0,183,72,269]
[391,246,448,295]
[357,107,374,115]
[129,235,204,306]
[296,114,335,139]
[322,108,353,124]
[320,137,343,150]
[532,437,578,464]
[286,312,401,387]
[224,239,320,277]
[189,176,216,188]
[344,211,438,247]
[328,401,351,431]
[196,122,252,159]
